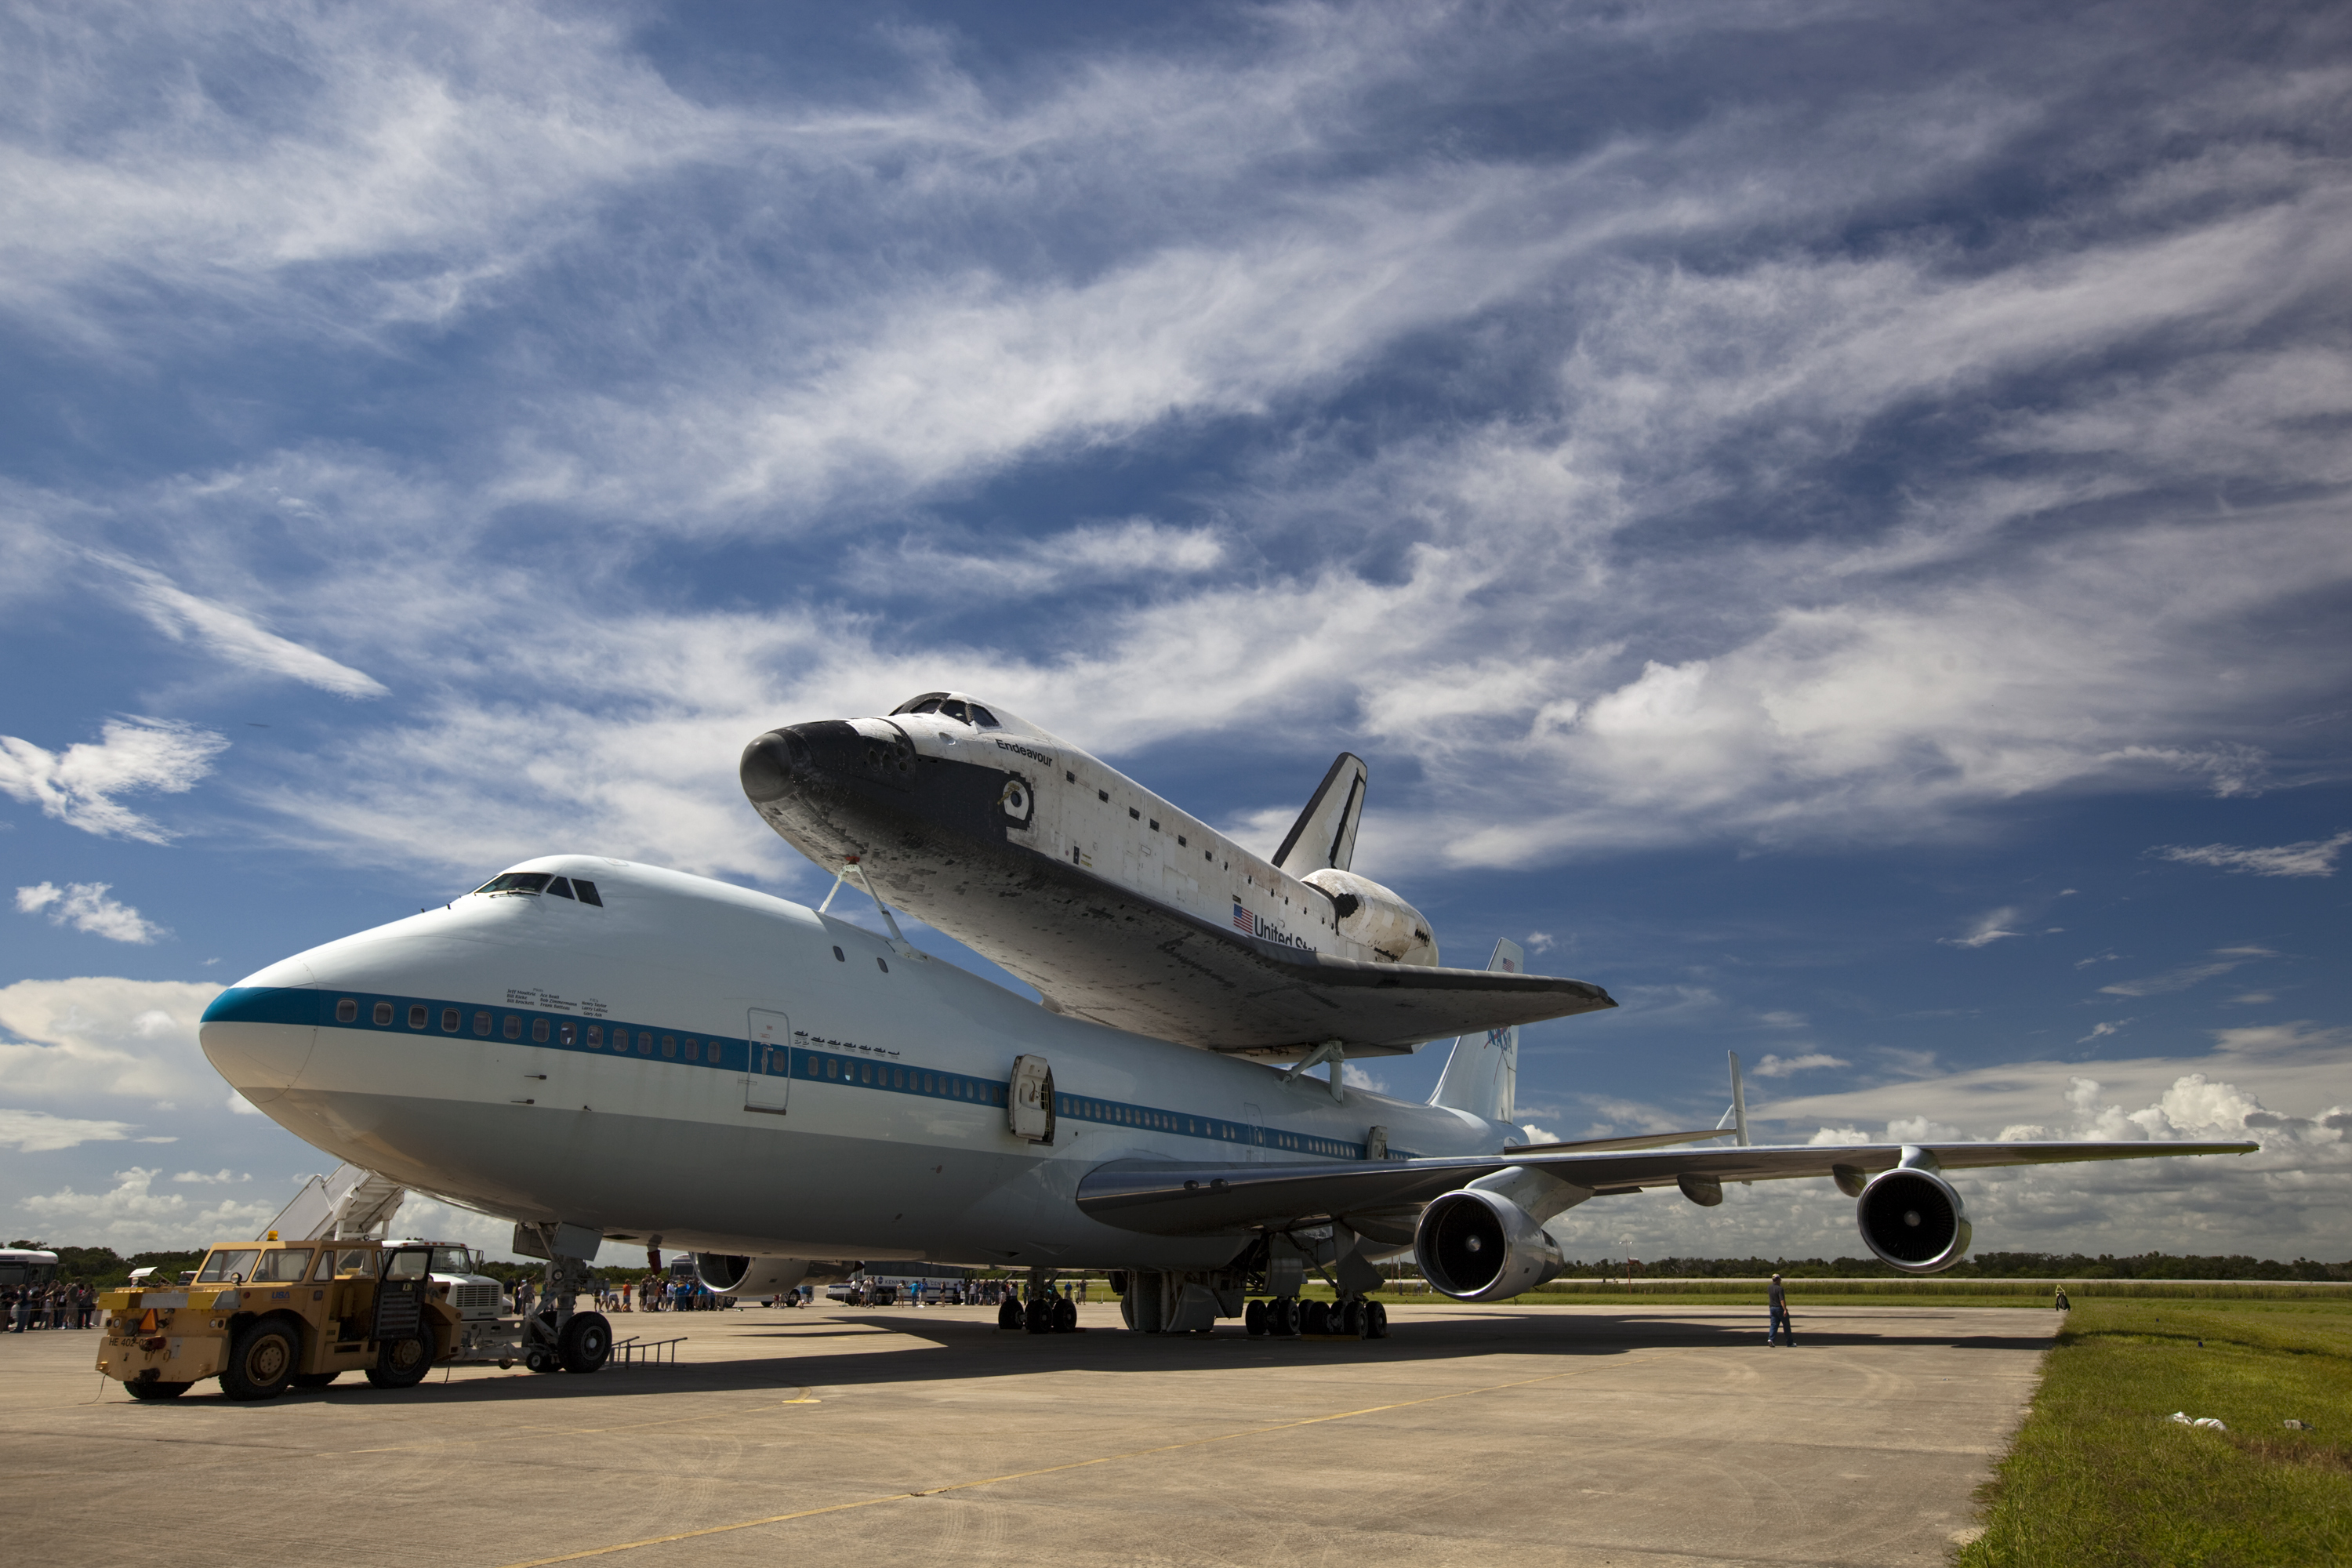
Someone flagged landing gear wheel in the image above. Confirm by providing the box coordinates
[1300,1299,1330,1336]
[367,1333,434,1388]
[1340,1299,1367,1338]
[291,1370,340,1389]
[996,1297,1024,1331]
[221,1319,299,1401]
[1052,1296,1078,1333]
[125,1378,190,1401]
[1367,1301,1388,1339]
[1024,1296,1052,1334]
[1244,1299,1269,1337]
[523,1345,558,1374]
[559,1311,612,1374]
[1271,1298,1301,1338]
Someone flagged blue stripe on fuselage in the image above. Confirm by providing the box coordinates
[203,984,1389,1160]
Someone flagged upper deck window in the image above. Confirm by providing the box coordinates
[474,872,552,897]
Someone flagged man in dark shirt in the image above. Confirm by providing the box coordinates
[1767,1273,1793,1346]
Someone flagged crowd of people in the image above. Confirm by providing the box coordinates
[5,1283,98,1330]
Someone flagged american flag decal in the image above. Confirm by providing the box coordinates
[1232,902,1255,935]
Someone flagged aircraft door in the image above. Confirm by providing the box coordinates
[1243,1102,1264,1162]
[746,1009,791,1115]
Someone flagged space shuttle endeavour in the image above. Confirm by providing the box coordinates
[739,691,1615,1069]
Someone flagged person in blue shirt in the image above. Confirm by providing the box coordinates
[1767,1274,1793,1346]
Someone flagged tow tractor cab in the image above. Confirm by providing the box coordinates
[96,1234,612,1403]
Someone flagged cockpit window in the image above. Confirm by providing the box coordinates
[891,692,949,715]
[913,698,942,713]
[940,699,969,723]
[546,877,575,899]
[474,873,551,896]
[967,704,1000,728]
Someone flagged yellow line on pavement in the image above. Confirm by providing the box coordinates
[498,1360,1624,1566]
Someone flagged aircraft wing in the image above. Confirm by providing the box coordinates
[1074,1138,2259,1236]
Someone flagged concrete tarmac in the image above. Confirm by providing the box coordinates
[2,1301,2048,1566]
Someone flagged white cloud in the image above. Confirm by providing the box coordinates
[0,719,227,843]
[107,557,387,698]
[2099,947,2274,998]
[2152,830,2352,878]
[1751,1052,1850,1079]
[0,1107,147,1152]
[1940,908,2024,949]
[0,976,224,1102]
[19,1167,277,1252]
[15,880,165,943]
[2076,1019,2132,1044]
[170,1169,249,1184]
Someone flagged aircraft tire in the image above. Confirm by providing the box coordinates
[221,1318,299,1401]
[1367,1301,1389,1339]
[1340,1300,1367,1338]
[1052,1296,1078,1332]
[1300,1300,1330,1336]
[125,1378,191,1401]
[291,1371,340,1388]
[1271,1298,1300,1338]
[1243,1299,1269,1336]
[996,1297,1024,1330]
[1023,1296,1052,1334]
[367,1333,435,1389]
[559,1311,613,1374]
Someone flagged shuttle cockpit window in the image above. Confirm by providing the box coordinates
[967,703,1000,727]
[939,699,970,723]
[474,872,552,897]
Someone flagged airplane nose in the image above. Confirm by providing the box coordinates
[201,966,321,1104]
[741,728,817,802]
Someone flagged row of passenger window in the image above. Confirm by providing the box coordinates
[805,1053,1007,1104]
[335,997,722,1062]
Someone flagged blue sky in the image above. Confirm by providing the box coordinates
[2,0,2347,1264]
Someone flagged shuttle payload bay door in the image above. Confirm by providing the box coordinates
[746,1008,792,1115]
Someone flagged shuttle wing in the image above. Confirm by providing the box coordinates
[1074,1138,2259,1236]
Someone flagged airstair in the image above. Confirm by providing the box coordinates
[261,1161,408,1242]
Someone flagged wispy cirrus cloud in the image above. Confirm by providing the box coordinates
[2152,830,2352,879]
[2099,947,2274,999]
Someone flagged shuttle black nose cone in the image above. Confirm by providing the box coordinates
[741,729,812,803]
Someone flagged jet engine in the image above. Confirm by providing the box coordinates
[1302,868,1439,967]
[1412,1189,1564,1300]
[1855,1167,1972,1274]
[691,1254,859,1297]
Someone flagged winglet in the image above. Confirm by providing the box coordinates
[1728,1051,1750,1147]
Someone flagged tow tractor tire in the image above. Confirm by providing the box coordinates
[291,1371,340,1389]
[559,1312,613,1374]
[1244,1299,1269,1336]
[125,1378,191,1401]
[366,1333,434,1389]
[996,1297,1024,1331]
[221,1319,299,1401]
[1024,1296,1052,1334]
[1367,1301,1388,1339]
[1052,1296,1078,1333]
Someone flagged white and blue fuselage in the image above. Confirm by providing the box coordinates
[201,855,1519,1272]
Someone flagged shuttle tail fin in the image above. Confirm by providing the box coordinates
[1272,753,1368,875]
[1429,938,1526,1123]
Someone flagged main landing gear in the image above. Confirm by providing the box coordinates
[999,1272,1080,1334]
[1243,1297,1388,1339]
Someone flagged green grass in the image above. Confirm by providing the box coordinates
[1958,1298,2352,1566]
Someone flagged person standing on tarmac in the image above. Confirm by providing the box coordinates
[1767,1273,1793,1346]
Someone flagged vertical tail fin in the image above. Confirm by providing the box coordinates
[1272,753,1368,875]
[1429,938,1525,1123]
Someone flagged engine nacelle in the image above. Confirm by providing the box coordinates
[1855,1167,1972,1274]
[1303,868,1439,967]
[691,1254,860,1297]
[1413,1189,1564,1300]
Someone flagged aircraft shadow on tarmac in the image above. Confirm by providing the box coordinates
[154,1309,2053,1408]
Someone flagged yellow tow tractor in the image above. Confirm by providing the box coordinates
[96,1233,612,1401]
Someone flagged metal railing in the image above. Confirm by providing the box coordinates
[608,1335,684,1367]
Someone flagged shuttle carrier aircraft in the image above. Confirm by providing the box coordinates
[204,736,2255,1338]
